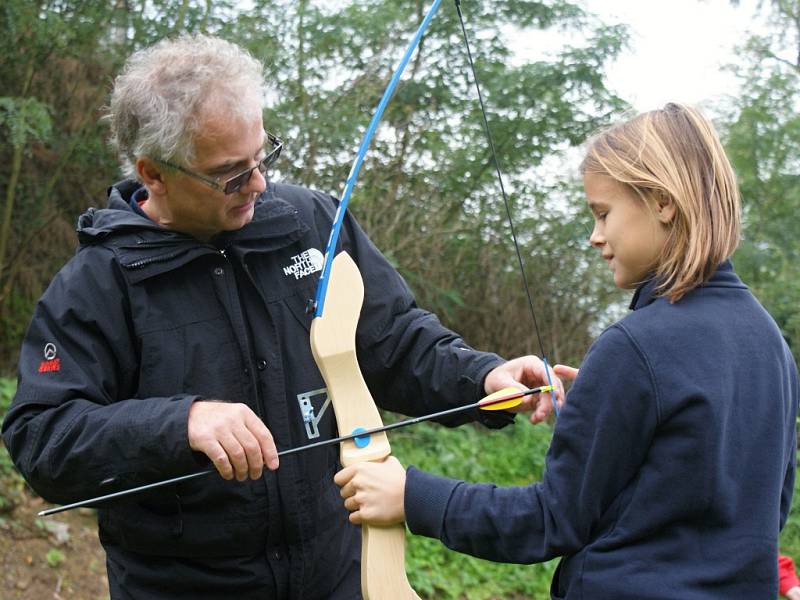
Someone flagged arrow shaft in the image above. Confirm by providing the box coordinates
[38,386,547,517]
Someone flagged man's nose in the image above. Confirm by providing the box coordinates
[241,165,267,195]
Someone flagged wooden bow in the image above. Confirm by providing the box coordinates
[310,252,420,599]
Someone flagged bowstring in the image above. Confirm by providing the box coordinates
[453,0,558,416]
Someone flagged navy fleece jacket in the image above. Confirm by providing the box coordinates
[405,261,799,599]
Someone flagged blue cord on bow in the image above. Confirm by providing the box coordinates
[313,0,444,319]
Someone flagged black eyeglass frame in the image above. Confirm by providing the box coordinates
[155,132,283,195]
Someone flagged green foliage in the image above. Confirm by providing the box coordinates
[46,547,65,568]
[392,415,557,598]
[0,0,627,373]
[253,0,628,361]
[780,451,800,591]
[719,1,800,361]
[0,97,52,150]
[0,378,24,519]
[0,377,17,479]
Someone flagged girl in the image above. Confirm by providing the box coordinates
[335,103,799,599]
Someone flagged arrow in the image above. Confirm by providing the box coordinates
[38,385,552,517]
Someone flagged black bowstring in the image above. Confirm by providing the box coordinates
[453,0,548,360]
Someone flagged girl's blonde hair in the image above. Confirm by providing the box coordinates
[581,103,741,302]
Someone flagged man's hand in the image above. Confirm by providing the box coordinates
[334,456,406,526]
[187,401,279,481]
[484,356,565,424]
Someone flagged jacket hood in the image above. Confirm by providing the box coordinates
[76,180,170,246]
[628,259,741,311]
[77,180,309,247]
[75,179,311,282]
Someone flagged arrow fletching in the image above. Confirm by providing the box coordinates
[478,385,554,411]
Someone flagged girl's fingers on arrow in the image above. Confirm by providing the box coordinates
[553,364,579,382]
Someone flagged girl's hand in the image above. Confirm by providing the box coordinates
[553,364,579,382]
[334,456,407,525]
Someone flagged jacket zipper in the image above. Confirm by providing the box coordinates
[124,243,219,270]
[124,250,188,270]
[217,247,265,422]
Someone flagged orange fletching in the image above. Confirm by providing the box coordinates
[478,387,525,411]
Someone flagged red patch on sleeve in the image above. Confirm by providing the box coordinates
[38,359,61,373]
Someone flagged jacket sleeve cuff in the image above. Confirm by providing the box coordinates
[405,466,461,540]
[471,359,516,430]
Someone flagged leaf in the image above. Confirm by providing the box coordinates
[45,547,65,568]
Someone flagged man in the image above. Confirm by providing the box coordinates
[2,35,557,599]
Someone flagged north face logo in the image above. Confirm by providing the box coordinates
[283,248,324,280]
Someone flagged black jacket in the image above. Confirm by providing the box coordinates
[405,262,799,599]
[3,181,507,599]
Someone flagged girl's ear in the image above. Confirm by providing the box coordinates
[655,192,676,224]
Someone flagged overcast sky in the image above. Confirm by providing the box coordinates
[512,0,763,111]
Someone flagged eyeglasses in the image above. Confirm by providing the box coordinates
[156,132,283,195]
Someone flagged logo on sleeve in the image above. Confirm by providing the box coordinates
[283,248,324,280]
[38,343,61,373]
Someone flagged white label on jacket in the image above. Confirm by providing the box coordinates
[283,248,324,280]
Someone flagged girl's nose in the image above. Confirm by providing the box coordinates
[589,223,604,248]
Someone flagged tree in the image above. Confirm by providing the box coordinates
[0,0,234,367]
[720,0,800,361]
[230,0,628,363]
[0,0,627,372]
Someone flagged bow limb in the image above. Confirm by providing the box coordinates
[313,0,443,318]
[310,252,420,600]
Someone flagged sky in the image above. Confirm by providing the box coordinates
[512,0,764,111]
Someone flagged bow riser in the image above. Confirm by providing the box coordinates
[310,252,420,599]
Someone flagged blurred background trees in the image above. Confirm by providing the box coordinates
[1,1,798,597]
[2,2,796,369]
[722,0,800,358]
[0,0,630,371]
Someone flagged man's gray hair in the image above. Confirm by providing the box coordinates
[108,34,267,179]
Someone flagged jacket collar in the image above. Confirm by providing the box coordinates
[629,259,742,311]
[79,180,310,282]
[80,181,307,241]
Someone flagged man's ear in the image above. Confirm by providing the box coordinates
[655,191,676,224]
[136,157,167,195]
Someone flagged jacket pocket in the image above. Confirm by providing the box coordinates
[99,477,270,558]
[137,317,247,403]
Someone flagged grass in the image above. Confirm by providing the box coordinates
[779,418,800,563]
[0,377,19,482]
